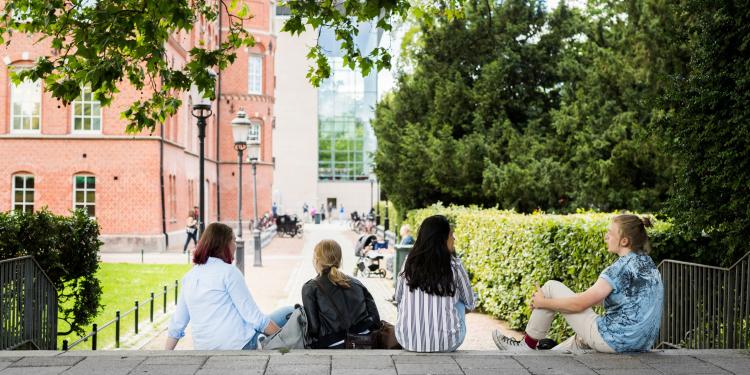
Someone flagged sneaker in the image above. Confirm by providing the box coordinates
[493,330,534,351]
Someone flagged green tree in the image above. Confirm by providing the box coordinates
[658,0,750,266]
[0,0,414,132]
[374,0,685,215]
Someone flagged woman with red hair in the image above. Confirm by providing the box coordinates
[165,223,293,350]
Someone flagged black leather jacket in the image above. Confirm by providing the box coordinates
[301,273,380,348]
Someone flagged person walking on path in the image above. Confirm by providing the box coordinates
[183,212,198,253]
[493,215,663,353]
[395,215,476,352]
[302,239,381,349]
[166,223,294,350]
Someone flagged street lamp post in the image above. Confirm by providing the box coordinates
[368,173,375,216]
[376,181,381,226]
[191,103,213,236]
[231,109,252,274]
[384,199,389,233]
[243,117,262,267]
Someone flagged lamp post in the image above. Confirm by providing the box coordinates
[384,199,390,233]
[190,74,216,237]
[231,109,252,274]
[375,181,381,226]
[368,173,375,216]
[244,118,262,267]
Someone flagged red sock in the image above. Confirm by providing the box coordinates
[524,335,539,349]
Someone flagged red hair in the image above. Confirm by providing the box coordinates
[193,223,235,264]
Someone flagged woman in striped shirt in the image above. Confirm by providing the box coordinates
[395,215,476,352]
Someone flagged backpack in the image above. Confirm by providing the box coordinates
[258,304,309,350]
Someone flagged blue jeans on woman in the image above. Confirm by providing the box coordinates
[446,301,467,352]
[242,305,295,350]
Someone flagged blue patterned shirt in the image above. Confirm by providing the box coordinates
[597,252,663,352]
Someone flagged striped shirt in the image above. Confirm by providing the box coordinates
[395,256,476,352]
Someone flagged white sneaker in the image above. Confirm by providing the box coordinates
[492,330,535,352]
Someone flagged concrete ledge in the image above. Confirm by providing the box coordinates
[3,349,748,375]
[4,349,748,357]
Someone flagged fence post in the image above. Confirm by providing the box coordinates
[174,280,178,305]
[92,323,97,350]
[62,340,68,351]
[115,310,121,349]
[141,249,144,264]
[23,259,33,344]
[726,269,736,348]
[150,292,154,322]
[163,285,167,314]
[135,301,139,334]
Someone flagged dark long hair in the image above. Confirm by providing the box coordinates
[402,215,455,297]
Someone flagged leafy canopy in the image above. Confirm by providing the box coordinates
[0,0,421,132]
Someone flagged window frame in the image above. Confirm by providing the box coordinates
[73,174,96,217]
[12,174,34,213]
[9,74,42,134]
[71,85,103,134]
[248,54,263,95]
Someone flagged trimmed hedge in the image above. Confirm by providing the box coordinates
[405,204,675,341]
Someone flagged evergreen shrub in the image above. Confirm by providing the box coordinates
[0,209,103,335]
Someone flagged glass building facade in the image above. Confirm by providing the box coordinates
[317,23,379,181]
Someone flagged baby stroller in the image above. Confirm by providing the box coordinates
[353,234,386,278]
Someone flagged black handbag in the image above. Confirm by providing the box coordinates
[315,279,376,349]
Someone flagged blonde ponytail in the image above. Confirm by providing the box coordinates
[314,240,351,288]
[327,265,350,288]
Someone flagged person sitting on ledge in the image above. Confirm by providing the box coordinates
[395,215,476,352]
[493,214,664,353]
[302,239,381,349]
[165,222,293,350]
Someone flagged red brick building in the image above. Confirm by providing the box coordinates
[0,1,278,251]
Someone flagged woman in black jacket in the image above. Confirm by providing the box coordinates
[302,239,380,349]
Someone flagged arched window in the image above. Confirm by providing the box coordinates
[73,174,96,217]
[12,174,34,213]
[10,74,41,133]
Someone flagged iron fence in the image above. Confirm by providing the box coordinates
[658,251,750,349]
[0,256,57,350]
[62,280,179,351]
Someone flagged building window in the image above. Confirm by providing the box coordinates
[12,174,34,213]
[73,175,95,217]
[72,86,102,132]
[317,56,376,181]
[248,55,263,95]
[10,77,41,132]
[248,121,261,144]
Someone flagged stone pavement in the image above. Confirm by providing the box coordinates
[1,350,749,375]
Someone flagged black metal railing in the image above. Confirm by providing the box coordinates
[658,251,750,349]
[62,280,179,351]
[0,256,57,350]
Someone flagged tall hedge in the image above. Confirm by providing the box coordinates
[0,209,103,335]
[405,204,676,341]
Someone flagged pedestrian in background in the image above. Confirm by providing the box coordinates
[183,211,198,253]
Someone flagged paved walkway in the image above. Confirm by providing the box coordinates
[1,350,749,374]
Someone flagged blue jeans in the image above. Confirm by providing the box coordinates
[242,305,295,350]
[446,301,467,352]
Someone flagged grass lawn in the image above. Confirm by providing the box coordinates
[59,263,192,350]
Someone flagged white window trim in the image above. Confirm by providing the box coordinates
[12,174,34,213]
[9,75,42,134]
[73,174,96,218]
[248,54,263,95]
[71,86,103,134]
